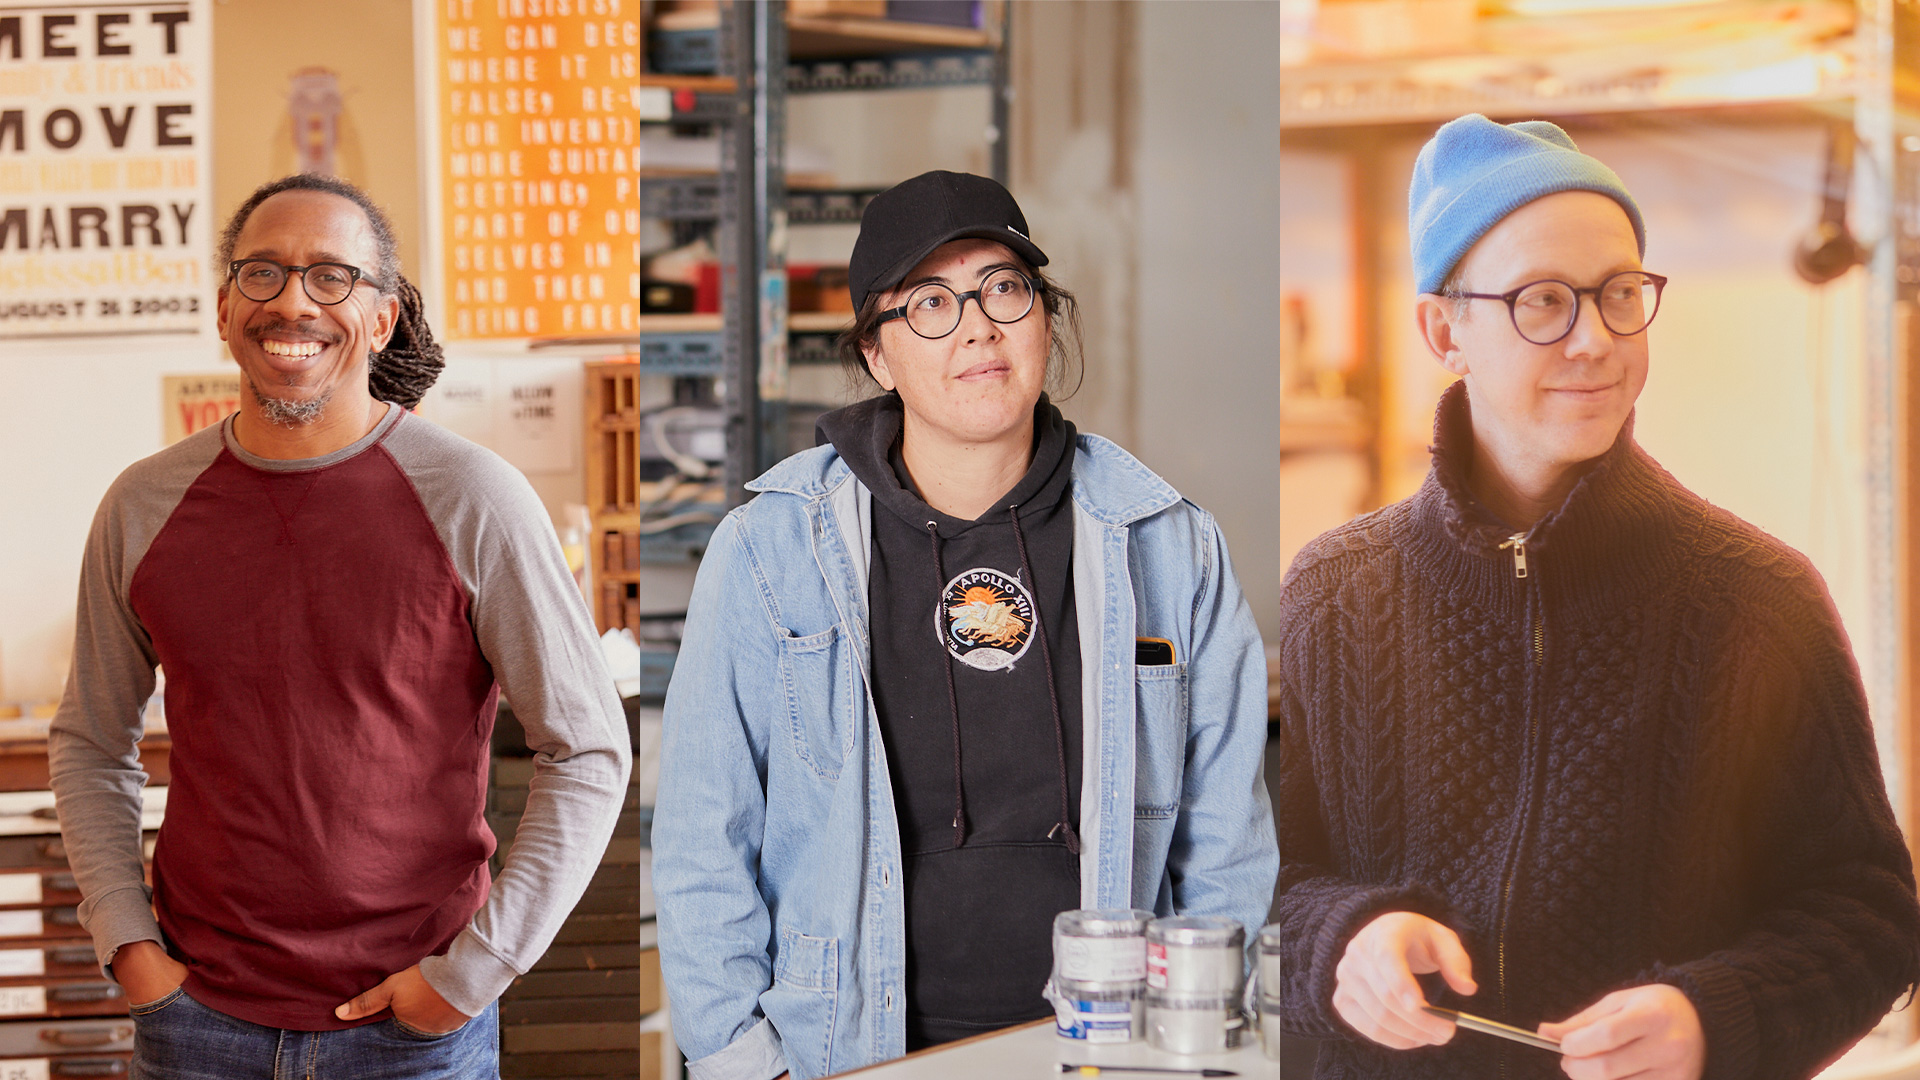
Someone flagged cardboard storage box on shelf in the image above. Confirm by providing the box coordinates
[1312,0,1478,61]
[788,265,854,314]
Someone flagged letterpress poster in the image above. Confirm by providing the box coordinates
[428,0,640,341]
[0,1,214,339]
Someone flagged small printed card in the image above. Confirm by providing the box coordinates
[0,874,44,907]
[0,949,45,978]
[0,985,47,1017]
[0,911,44,939]
[0,1057,49,1080]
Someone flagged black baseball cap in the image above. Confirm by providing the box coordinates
[847,170,1049,314]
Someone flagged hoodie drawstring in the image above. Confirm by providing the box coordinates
[1009,504,1081,856]
[928,521,969,848]
[926,508,1082,857]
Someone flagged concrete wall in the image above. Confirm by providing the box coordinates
[1127,1,1280,640]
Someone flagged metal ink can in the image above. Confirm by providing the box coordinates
[1257,922,1283,1061]
[1052,978,1146,1043]
[1052,909,1153,1043]
[1260,1003,1282,1061]
[1146,991,1246,1055]
[1146,916,1246,996]
[1053,909,1153,984]
[1256,922,1282,999]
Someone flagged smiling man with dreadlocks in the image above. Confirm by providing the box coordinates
[48,174,632,1078]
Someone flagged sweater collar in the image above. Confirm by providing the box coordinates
[1411,380,1685,616]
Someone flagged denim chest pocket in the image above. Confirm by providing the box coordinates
[1133,662,1189,818]
[778,623,857,779]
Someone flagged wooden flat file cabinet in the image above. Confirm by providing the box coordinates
[0,772,166,1079]
[490,753,646,1078]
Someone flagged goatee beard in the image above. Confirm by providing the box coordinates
[248,378,333,427]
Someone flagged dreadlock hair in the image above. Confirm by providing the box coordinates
[369,276,445,410]
[218,175,445,409]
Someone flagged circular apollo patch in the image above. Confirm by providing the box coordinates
[938,567,1036,672]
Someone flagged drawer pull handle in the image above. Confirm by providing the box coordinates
[51,984,125,1003]
[39,1024,132,1046]
[53,1059,129,1077]
[50,946,98,965]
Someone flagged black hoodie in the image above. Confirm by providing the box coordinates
[815,393,1083,1050]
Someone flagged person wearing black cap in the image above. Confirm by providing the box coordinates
[650,171,1277,1080]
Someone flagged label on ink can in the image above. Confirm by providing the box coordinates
[1056,997,1136,1043]
[1146,941,1169,989]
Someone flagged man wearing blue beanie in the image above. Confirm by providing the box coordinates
[1272,114,1920,1080]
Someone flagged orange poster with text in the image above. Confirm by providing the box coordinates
[434,0,638,341]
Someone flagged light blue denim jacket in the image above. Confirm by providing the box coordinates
[652,433,1277,1080]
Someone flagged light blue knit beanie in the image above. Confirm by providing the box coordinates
[1409,114,1646,295]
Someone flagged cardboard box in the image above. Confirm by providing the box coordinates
[787,264,854,314]
[640,1029,664,1080]
[641,947,663,1014]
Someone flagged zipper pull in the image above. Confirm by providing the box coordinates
[1498,532,1529,579]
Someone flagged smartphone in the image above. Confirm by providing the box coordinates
[1135,637,1175,666]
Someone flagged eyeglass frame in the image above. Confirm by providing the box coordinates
[1453,270,1668,346]
[875,268,1044,340]
[226,259,382,306]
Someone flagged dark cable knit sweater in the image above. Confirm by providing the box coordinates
[1274,382,1920,1080]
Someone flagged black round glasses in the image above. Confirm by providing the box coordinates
[1455,270,1668,346]
[228,259,378,306]
[877,267,1040,340]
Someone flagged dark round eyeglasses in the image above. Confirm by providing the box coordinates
[877,267,1040,340]
[1455,270,1668,346]
[227,259,378,306]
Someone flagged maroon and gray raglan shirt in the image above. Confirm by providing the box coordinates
[47,404,632,1030]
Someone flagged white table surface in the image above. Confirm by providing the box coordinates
[825,1018,1277,1079]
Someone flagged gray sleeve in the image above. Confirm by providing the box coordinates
[49,429,224,978]
[390,419,633,1015]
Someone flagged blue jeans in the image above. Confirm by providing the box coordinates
[129,987,500,1079]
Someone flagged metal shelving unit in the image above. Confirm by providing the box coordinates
[769,2,1008,469]
[639,0,1010,545]
[637,6,1012,1077]
[639,12,760,1078]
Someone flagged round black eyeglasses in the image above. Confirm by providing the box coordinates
[228,259,378,306]
[1455,271,1668,346]
[877,267,1040,340]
